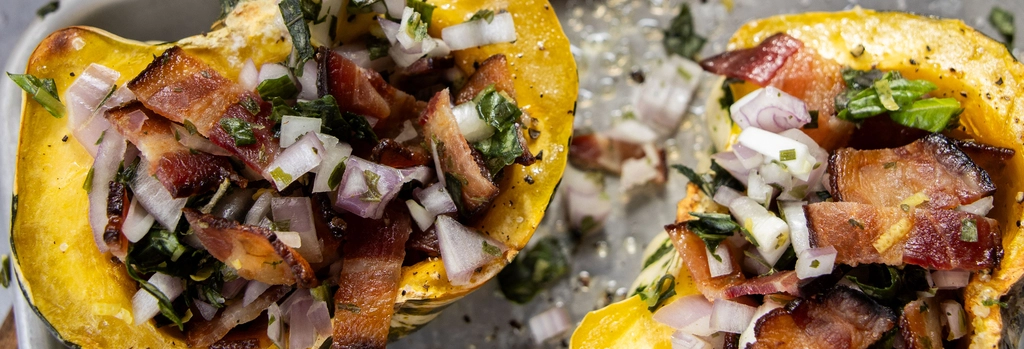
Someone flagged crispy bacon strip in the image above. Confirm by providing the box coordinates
[724,271,801,299]
[455,54,517,104]
[764,47,851,150]
[370,138,430,168]
[953,138,1015,175]
[750,287,896,349]
[699,33,803,86]
[186,285,289,348]
[665,221,746,301]
[310,192,345,268]
[205,96,280,174]
[183,209,317,287]
[103,181,130,259]
[829,133,995,209]
[805,202,1002,270]
[900,298,943,349]
[332,204,412,349]
[420,89,499,216]
[318,47,422,124]
[107,102,243,197]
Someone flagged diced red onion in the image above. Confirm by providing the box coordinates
[257,63,293,87]
[264,132,325,189]
[737,127,814,181]
[727,196,790,266]
[737,297,785,348]
[222,278,248,300]
[957,196,994,216]
[712,186,742,207]
[170,124,231,156]
[435,215,507,286]
[780,201,810,254]
[932,270,971,289]
[795,246,837,279]
[312,142,353,193]
[389,44,426,68]
[279,288,311,317]
[730,86,810,133]
[394,120,418,143]
[416,182,457,217]
[633,56,702,136]
[280,115,323,148]
[130,159,187,230]
[271,196,322,263]
[131,272,184,325]
[653,295,713,330]
[273,231,302,248]
[706,243,734,278]
[758,161,794,200]
[777,129,828,193]
[245,191,274,226]
[732,144,764,170]
[333,41,395,72]
[529,306,572,344]
[452,101,494,142]
[267,303,284,348]
[710,152,750,186]
[378,18,400,44]
[383,0,404,18]
[742,244,771,276]
[671,331,711,349]
[406,200,434,231]
[334,156,404,219]
[307,300,332,338]
[604,119,658,144]
[401,166,434,185]
[88,130,127,252]
[122,198,155,243]
[941,300,968,340]
[242,281,271,307]
[746,170,773,206]
[442,12,517,51]
[427,39,452,58]
[297,60,319,100]
[708,299,756,334]
[238,58,259,91]
[620,155,660,192]
[66,63,119,157]
[288,298,316,349]
[195,300,219,321]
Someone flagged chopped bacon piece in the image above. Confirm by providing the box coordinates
[568,133,646,174]
[900,298,943,349]
[107,102,244,197]
[318,47,422,125]
[665,221,746,301]
[103,181,130,259]
[829,133,995,209]
[186,285,289,348]
[406,226,441,260]
[699,33,803,86]
[750,287,896,349]
[804,202,1002,270]
[183,209,317,287]
[332,204,412,349]
[952,138,1015,175]
[390,56,456,100]
[205,96,281,176]
[724,271,801,299]
[370,138,430,168]
[455,54,517,104]
[127,46,249,137]
[420,89,499,216]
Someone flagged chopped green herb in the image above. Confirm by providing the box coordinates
[810,259,820,268]
[0,254,10,288]
[468,9,495,23]
[256,75,298,100]
[498,237,569,304]
[240,96,261,115]
[849,218,865,229]
[407,0,436,25]
[37,1,59,18]
[270,167,293,185]
[293,96,378,143]
[815,191,832,202]
[360,170,382,202]
[279,0,315,76]
[961,218,979,242]
[94,130,106,145]
[718,78,740,113]
[183,119,198,135]
[845,265,901,299]
[327,161,347,190]
[97,84,117,109]
[114,158,141,186]
[125,249,186,330]
[638,274,677,312]
[803,110,819,129]
[889,98,963,133]
[662,4,705,59]
[471,85,526,175]
[676,66,692,80]
[300,0,324,23]
[884,162,897,169]
[643,240,676,269]
[219,118,256,146]
[835,70,962,132]
[672,162,744,197]
[779,149,796,162]
[982,297,1008,308]
[7,72,65,118]
[686,212,744,259]
[366,36,391,61]
[83,168,95,192]
[482,241,501,256]
[990,7,1015,46]
[873,78,900,111]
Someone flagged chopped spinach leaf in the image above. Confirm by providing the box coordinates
[294,96,378,143]
[471,86,525,176]
[889,98,963,133]
[7,72,65,118]
[498,237,569,304]
[836,70,961,132]
[125,245,186,330]
[279,0,315,76]
[662,4,705,59]
[219,118,257,146]
[256,75,298,100]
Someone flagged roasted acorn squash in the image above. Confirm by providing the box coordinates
[10,0,576,347]
[571,8,1024,348]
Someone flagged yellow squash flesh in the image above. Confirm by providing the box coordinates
[10,0,576,347]
[574,8,1024,349]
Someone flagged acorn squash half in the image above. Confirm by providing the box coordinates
[571,8,1024,349]
[10,0,576,347]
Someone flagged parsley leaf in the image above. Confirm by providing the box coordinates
[662,4,705,59]
[219,118,257,146]
[7,72,65,118]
